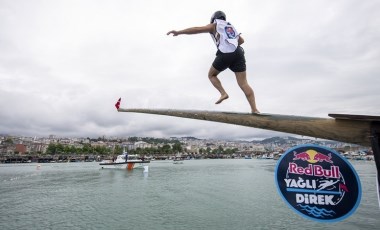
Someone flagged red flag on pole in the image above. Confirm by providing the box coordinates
[115,98,121,110]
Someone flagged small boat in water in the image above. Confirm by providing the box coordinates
[100,152,150,170]
[173,156,184,164]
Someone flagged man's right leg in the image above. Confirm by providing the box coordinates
[208,66,229,104]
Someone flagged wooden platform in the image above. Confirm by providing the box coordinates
[118,108,374,147]
[329,113,380,122]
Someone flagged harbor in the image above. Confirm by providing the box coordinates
[0,150,374,164]
[1,159,379,230]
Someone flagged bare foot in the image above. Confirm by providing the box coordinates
[215,94,229,104]
[251,110,260,114]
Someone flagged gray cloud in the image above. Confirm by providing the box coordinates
[1,0,379,140]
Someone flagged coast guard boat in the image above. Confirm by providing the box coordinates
[99,151,150,170]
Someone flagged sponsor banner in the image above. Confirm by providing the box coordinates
[275,144,361,222]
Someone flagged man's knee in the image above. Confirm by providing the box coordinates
[208,74,217,80]
[208,66,220,79]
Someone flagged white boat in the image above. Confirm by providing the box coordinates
[173,157,184,164]
[100,152,150,170]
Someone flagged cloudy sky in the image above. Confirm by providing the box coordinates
[0,0,379,140]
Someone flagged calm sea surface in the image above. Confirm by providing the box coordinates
[0,159,379,230]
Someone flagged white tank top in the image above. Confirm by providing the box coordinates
[210,19,240,53]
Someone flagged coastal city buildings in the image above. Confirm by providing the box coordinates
[0,134,371,162]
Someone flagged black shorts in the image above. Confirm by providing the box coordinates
[212,46,246,72]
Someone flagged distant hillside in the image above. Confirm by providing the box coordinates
[181,136,202,140]
[251,136,345,146]
[254,136,304,144]
[169,136,202,141]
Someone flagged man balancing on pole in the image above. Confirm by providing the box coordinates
[167,11,260,114]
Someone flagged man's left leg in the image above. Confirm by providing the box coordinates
[235,71,260,113]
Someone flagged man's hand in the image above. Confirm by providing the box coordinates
[167,30,180,36]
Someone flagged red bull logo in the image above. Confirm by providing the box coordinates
[288,163,340,178]
[293,152,310,161]
[314,152,333,163]
[275,144,361,223]
[293,150,333,164]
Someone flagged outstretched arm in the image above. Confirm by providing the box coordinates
[167,23,215,36]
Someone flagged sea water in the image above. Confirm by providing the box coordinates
[0,159,379,230]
